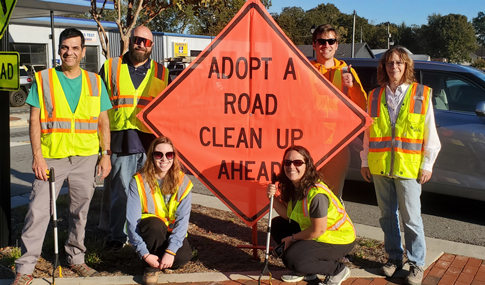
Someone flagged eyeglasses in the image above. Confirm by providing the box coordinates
[386,61,404,67]
[132,36,153,47]
[283,159,305,167]
[153,151,175,160]
[314,38,337,46]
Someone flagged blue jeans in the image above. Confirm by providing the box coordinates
[107,152,146,243]
[372,175,426,267]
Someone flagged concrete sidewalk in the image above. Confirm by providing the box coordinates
[3,193,485,285]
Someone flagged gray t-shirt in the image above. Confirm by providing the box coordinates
[309,194,329,218]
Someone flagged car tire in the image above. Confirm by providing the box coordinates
[9,89,27,107]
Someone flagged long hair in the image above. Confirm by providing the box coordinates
[277,146,325,203]
[377,46,415,87]
[137,136,183,195]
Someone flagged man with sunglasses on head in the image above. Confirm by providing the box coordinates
[100,25,170,250]
[310,24,367,200]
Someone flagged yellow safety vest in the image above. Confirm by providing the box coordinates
[104,57,169,133]
[37,68,102,159]
[287,182,356,245]
[367,83,431,179]
[134,172,193,232]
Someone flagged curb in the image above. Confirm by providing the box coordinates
[9,116,29,127]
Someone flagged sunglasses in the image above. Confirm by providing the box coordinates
[314,38,337,46]
[132,36,153,47]
[283,159,305,167]
[153,151,175,160]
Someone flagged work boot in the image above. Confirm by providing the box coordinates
[70,263,99,277]
[10,273,33,285]
[405,262,424,285]
[380,259,403,277]
[143,269,159,285]
[321,266,351,285]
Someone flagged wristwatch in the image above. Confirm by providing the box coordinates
[101,150,112,155]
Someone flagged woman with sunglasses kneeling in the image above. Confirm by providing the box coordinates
[126,136,193,285]
[267,146,355,285]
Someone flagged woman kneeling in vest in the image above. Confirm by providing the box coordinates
[126,136,193,285]
[267,146,356,285]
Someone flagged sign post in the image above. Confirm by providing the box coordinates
[138,0,372,255]
[0,38,17,248]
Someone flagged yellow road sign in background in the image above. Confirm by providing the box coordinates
[0,0,17,39]
[0,52,19,91]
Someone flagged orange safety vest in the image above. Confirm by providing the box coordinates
[134,172,193,232]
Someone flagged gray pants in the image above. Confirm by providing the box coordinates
[16,155,98,275]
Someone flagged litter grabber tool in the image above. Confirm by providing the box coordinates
[258,172,277,285]
[47,167,62,284]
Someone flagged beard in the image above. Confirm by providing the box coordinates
[129,44,152,63]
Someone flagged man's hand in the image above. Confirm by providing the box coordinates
[97,155,111,180]
[159,253,174,270]
[361,167,371,182]
[32,154,48,181]
[342,65,354,88]
[418,169,432,184]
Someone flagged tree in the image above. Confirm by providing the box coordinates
[90,0,226,58]
[272,6,307,45]
[421,13,477,63]
[472,12,485,46]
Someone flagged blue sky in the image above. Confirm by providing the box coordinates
[267,0,483,26]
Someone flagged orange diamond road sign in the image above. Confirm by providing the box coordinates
[138,0,372,227]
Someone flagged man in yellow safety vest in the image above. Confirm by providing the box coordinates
[100,25,169,250]
[310,24,367,200]
[12,28,112,285]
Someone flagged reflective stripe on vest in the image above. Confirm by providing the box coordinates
[367,83,430,178]
[105,57,168,132]
[135,172,193,232]
[37,68,101,158]
[288,182,355,245]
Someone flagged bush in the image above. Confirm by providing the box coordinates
[471,58,485,69]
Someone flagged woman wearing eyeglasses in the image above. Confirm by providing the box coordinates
[360,46,440,285]
[267,145,356,285]
[126,136,193,285]
[310,24,367,200]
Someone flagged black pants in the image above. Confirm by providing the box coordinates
[138,217,192,270]
[271,216,355,276]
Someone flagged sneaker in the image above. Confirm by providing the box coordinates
[281,272,317,282]
[70,263,99,277]
[405,262,424,285]
[380,259,403,277]
[10,273,33,285]
[322,266,351,285]
[143,270,159,285]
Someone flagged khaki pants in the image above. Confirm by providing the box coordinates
[16,155,98,275]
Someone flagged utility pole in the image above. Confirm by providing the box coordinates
[352,10,356,58]
[0,26,12,247]
[387,23,391,49]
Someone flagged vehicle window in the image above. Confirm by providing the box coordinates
[422,71,485,113]
[352,67,379,93]
[19,69,29,77]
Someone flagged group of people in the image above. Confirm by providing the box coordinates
[11,23,440,285]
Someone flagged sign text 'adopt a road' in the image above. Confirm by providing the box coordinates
[139,0,371,227]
